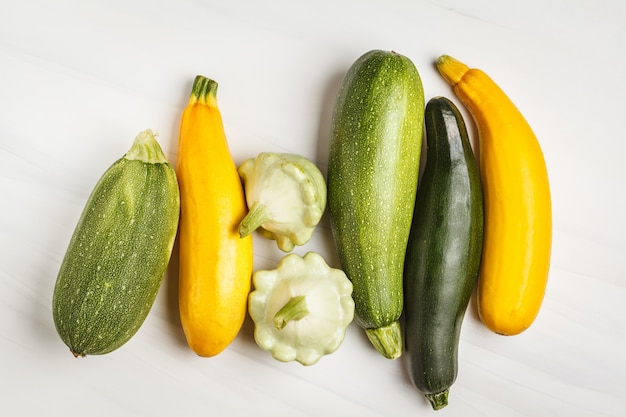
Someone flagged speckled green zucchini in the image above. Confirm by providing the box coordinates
[52,130,180,357]
[327,49,424,359]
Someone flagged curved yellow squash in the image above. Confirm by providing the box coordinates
[436,55,551,335]
[177,75,253,356]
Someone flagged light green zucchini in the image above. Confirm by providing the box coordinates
[327,50,424,359]
[52,129,180,357]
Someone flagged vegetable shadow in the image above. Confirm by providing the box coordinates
[313,70,344,173]
[466,279,482,324]
[162,233,190,350]
[311,70,346,269]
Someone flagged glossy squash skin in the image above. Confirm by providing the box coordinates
[436,55,552,335]
[403,97,483,410]
[177,76,254,357]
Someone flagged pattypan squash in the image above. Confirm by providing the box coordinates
[238,152,326,252]
[248,252,354,366]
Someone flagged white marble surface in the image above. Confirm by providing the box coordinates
[2,0,625,415]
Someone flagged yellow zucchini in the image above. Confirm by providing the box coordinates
[177,75,254,356]
[436,55,552,335]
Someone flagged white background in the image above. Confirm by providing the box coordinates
[2,1,625,416]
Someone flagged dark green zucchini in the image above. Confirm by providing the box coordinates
[403,96,484,409]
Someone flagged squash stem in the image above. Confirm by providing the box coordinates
[435,55,469,87]
[190,75,218,107]
[274,295,309,330]
[364,321,402,359]
[425,389,449,410]
[124,129,169,164]
[239,203,270,238]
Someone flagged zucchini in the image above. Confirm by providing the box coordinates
[327,50,424,359]
[436,55,552,335]
[52,130,180,357]
[403,97,483,409]
[177,76,254,357]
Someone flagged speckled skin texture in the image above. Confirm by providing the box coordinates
[327,50,424,331]
[53,143,179,357]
